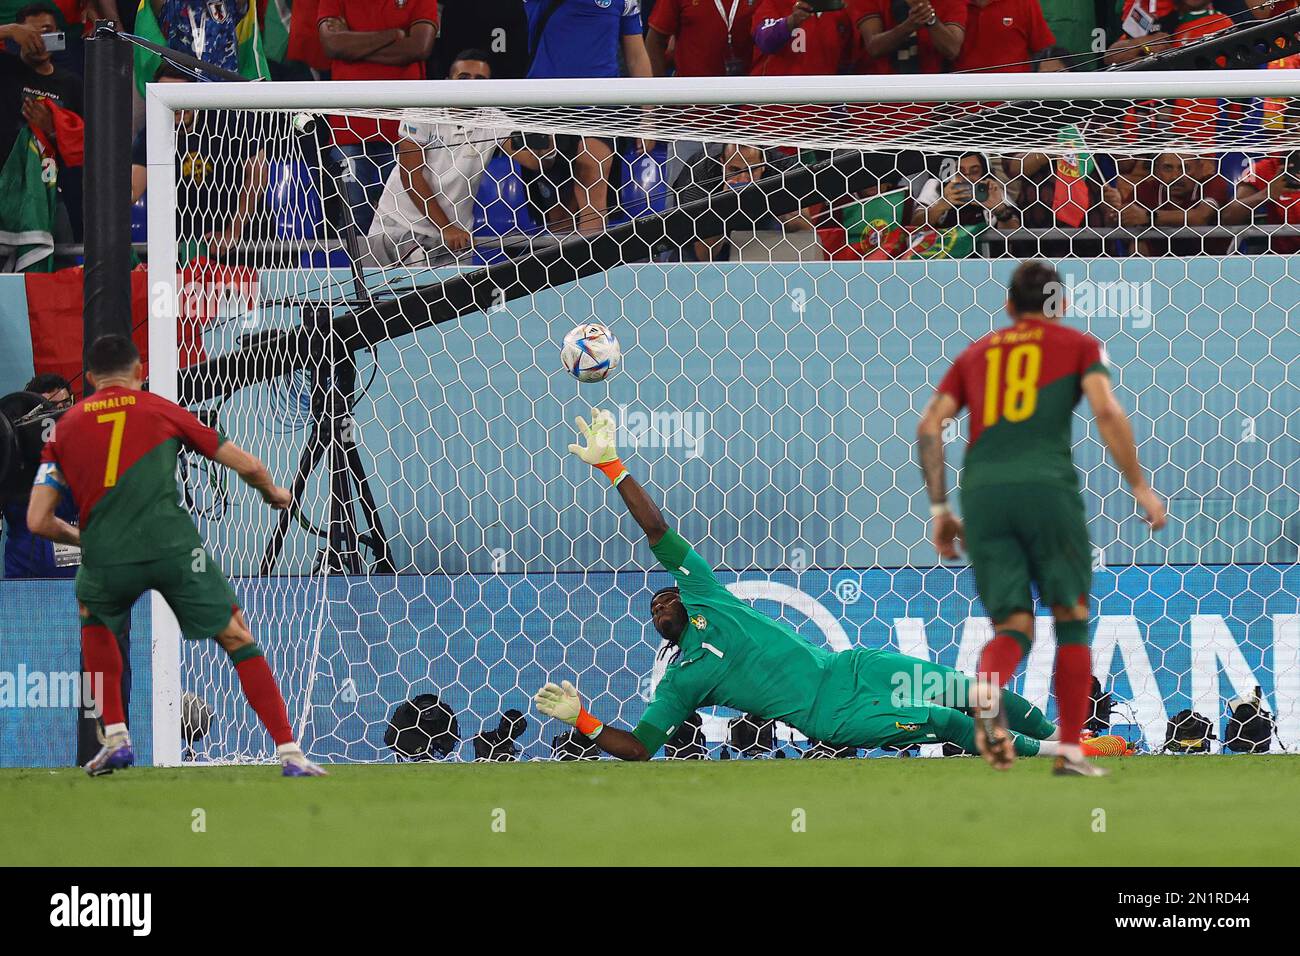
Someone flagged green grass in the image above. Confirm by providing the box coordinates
[2,756,1296,866]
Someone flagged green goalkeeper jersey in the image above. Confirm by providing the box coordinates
[632,529,837,754]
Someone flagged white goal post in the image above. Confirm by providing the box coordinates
[144,71,1300,765]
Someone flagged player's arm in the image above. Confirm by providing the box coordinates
[1082,371,1167,530]
[534,681,651,760]
[568,407,668,545]
[916,390,963,559]
[27,464,79,547]
[213,442,292,510]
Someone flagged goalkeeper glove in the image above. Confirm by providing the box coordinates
[534,680,604,739]
[568,408,628,485]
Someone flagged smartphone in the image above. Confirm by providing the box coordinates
[973,181,990,203]
[42,32,66,53]
[803,0,846,11]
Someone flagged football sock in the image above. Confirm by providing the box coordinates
[81,624,125,728]
[978,630,1029,688]
[231,646,294,746]
[1055,643,1093,746]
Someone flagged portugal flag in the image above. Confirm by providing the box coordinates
[1051,124,1094,229]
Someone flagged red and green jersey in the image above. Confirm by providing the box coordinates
[937,318,1108,490]
[39,386,224,567]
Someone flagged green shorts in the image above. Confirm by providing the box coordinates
[960,482,1093,622]
[76,550,238,640]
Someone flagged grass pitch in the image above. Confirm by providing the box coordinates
[2,756,1296,866]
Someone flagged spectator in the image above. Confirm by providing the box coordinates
[856,0,966,75]
[365,50,554,265]
[1135,151,1233,256]
[910,151,1020,233]
[646,0,756,76]
[673,142,815,261]
[1004,48,1118,256]
[1036,0,1096,67]
[286,0,330,75]
[318,0,438,235]
[526,0,653,234]
[750,0,856,76]
[954,0,1055,73]
[129,62,269,257]
[431,0,530,81]
[1,374,77,579]
[140,0,265,78]
[1105,0,1232,66]
[0,5,83,255]
[1232,151,1300,253]
[0,6,83,169]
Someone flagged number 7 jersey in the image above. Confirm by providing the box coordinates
[39,386,225,568]
[936,317,1109,491]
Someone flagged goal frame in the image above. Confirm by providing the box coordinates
[143,70,1300,765]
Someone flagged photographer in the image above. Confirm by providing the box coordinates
[910,152,1019,233]
[2,374,77,580]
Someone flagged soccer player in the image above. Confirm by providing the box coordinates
[534,408,1130,761]
[26,334,326,777]
[916,260,1166,776]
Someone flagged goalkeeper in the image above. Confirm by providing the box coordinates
[535,409,1127,760]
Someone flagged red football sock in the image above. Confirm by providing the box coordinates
[1055,644,1092,746]
[978,634,1025,688]
[82,624,125,727]
[235,655,294,746]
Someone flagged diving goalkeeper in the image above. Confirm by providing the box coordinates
[534,409,1127,760]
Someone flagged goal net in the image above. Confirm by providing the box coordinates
[144,72,1300,764]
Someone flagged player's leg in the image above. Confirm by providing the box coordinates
[868,649,1057,740]
[858,703,1053,758]
[924,706,1056,758]
[961,486,1034,768]
[162,551,325,776]
[74,564,142,775]
[1030,487,1107,777]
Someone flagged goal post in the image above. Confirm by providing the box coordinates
[143,71,1300,763]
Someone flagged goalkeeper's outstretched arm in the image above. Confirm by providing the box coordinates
[535,681,651,761]
[568,407,668,546]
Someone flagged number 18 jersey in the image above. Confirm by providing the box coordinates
[937,317,1109,491]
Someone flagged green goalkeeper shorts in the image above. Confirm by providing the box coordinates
[76,550,238,640]
[960,482,1093,622]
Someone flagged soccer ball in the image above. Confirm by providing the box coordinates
[561,322,621,383]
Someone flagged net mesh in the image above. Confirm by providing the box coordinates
[153,86,1300,762]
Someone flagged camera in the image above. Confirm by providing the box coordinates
[0,391,70,504]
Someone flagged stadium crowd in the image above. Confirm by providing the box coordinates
[1,0,1300,272]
